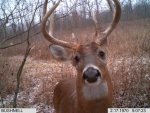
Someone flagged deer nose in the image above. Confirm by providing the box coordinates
[83,67,101,83]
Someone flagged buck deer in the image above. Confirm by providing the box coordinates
[41,0,121,113]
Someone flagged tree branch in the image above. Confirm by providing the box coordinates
[12,0,40,108]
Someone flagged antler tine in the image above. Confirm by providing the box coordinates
[41,0,78,49]
[92,11,99,37]
[102,0,121,37]
[43,0,48,17]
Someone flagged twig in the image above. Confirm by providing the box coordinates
[0,92,5,108]
[1,0,22,26]
[0,40,27,49]
[12,47,31,108]
[12,0,40,108]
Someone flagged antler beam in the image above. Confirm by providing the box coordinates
[41,0,79,49]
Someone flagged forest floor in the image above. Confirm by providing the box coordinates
[0,55,150,113]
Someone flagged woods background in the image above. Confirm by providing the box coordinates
[0,0,150,113]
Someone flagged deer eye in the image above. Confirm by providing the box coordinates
[74,54,80,63]
[98,50,105,59]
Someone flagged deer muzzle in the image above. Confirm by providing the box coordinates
[83,65,101,84]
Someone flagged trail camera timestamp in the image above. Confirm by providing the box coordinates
[108,108,150,113]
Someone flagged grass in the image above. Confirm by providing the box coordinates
[0,19,150,111]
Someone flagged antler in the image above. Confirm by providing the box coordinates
[102,0,121,36]
[41,0,79,49]
[93,0,121,43]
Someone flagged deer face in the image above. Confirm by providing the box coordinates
[49,41,109,100]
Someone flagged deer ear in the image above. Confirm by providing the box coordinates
[49,44,71,61]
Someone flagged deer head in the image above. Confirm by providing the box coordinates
[41,0,121,113]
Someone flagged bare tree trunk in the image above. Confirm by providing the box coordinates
[13,47,31,108]
[0,86,5,108]
[95,0,99,13]
[13,0,40,107]
[128,0,133,13]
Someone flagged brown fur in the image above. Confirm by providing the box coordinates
[53,42,113,113]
